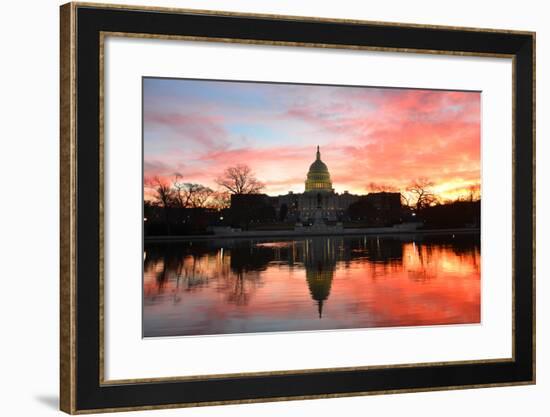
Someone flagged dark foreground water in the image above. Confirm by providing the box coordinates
[143,233,480,337]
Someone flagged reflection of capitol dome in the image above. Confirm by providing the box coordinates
[304,237,337,318]
[306,266,334,318]
[305,146,333,192]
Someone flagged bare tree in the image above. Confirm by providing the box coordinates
[406,178,439,211]
[146,176,174,208]
[215,164,264,194]
[172,174,192,208]
[187,184,214,208]
[208,191,231,210]
[171,174,214,208]
[145,176,174,233]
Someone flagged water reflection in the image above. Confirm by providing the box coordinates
[143,233,480,337]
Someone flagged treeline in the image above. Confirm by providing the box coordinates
[144,164,264,236]
[144,167,481,235]
[145,164,264,209]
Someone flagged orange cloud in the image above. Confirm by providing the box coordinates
[144,81,480,200]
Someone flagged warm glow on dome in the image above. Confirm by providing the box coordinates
[305,146,333,192]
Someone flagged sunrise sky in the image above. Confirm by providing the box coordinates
[143,78,480,200]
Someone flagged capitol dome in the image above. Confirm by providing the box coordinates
[305,146,333,192]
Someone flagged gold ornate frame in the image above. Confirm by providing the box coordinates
[60,2,536,414]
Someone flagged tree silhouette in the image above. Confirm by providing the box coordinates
[145,176,174,208]
[209,191,231,209]
[172,174,214,208]
[172,174,191,208]
[215,164,264,194]
[187,184,214,207]
[406,178,439,211]
[145,176,174,233]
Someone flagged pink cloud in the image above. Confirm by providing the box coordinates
[144,85,480,200]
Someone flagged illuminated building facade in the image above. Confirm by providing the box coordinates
[271,146,359,222]
[228,146,402,225]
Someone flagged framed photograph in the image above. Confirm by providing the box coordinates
[60,2,535,414]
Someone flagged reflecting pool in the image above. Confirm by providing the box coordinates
[143,233,480,337]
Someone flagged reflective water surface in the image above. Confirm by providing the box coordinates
[143,233,480,337]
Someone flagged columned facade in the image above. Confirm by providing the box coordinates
[270,146,359,222]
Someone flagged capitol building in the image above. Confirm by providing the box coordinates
[269,146,359,222]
